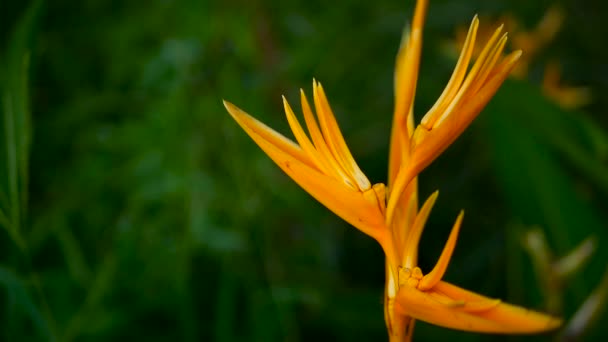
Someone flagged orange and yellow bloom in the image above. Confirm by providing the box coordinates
[450,6,591,109]
[224,0,562,340]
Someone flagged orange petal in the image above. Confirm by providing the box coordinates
[430,23,505,129]
[299,89,355,187]
[418,210,464,290]
[402,191,439,269]
[224,100,387,241]
[396,281,562,333]
[389,0,428,186]
[420,15,479,129]
[409,49,522,177]
[313,81,371,191]
[282,96,332,176]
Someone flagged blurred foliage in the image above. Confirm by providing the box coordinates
[0,0,607,341]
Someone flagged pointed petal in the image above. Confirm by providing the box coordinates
[387,0,428,235]
[431,24,505,129]
[396,281,562,333]
[387,112,418,257]
[388,0,428,189]
[420,15,479,129]
[224,100,387,240]
[418,210,464,290]
[282,96,332,176]
[402,191,439,269]
[433,281,563,332]
[313,81,371,191]
[396,283,508,332]
[466,33,508,97]
[392,0,427,128]
[225,100,314,169]
[409,49,522,178]
[299,89,355,188]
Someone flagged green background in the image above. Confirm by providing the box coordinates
[1,0,607,341]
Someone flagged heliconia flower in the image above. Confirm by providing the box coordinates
[224,0,562,340]
[448,6,591,109]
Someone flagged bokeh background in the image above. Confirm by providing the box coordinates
[1,0,607,341]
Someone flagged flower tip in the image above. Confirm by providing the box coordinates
[513,49,523,59]
[223,100,249,125]
[223,99,237,113]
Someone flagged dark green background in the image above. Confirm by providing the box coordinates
[1,0,606,341]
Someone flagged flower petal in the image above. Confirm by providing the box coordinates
[409,49,522,178]
[313,81,371,191]
[396,281,562,333]
[418,210,464,290]
[402,191,439,269]
[420,15,479,129]
[224,100,387,241]
[433,281,563,332]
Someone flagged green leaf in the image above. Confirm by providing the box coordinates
[484,78,608,309]
[0,0,43,249]
[0,266,54,341]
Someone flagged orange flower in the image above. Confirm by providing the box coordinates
[450,6,591,109]
[224,0,562,340]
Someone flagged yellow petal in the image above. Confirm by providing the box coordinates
[467,33,508,96]
[402,191,439,269]
[392,0,427,131]
[388,112,418,257]
[313,81,371,191]
[433,281,563,332]
[418,210,464,290]
[282,96,333,176]
[420,15,479,129]
[224,100,387,241]
[299,89,355,187]
[409,49,522,178]
[388,0,428,187]
[225,100,314,169]
[387,0,429,236]
[396,281,562,333]
[431,24,505,129]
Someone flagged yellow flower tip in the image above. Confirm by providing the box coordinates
[223,100,248,123]
[497,23,505,33]
[512,49,523,60]
[402,191,439,269]
[222,99,233,111]
[418,210,464,291]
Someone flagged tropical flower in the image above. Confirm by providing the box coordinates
[449,6,591,109]
[224,0,562,340]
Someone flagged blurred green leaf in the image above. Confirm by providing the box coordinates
[0,266,53,340]
[0,0,41,250]
[484,79,608,332]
